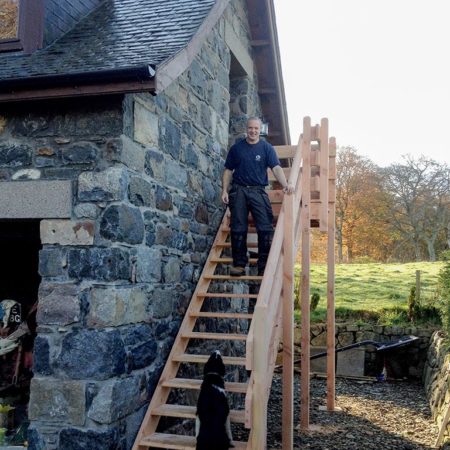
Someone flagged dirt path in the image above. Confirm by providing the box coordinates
[266,375,437,450]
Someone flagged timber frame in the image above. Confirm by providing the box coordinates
[132,117,337,449]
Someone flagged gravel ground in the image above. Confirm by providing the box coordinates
[262,374,438,450]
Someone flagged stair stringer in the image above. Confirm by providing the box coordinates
[132,213,230,449]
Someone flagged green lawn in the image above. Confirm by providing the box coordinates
[294,261,445,324]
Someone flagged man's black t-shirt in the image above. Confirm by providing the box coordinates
[224,138,280,186]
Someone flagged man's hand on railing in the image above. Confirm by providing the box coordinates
[282,182,294,195]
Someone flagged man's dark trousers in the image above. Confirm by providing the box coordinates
[228,184,273,274]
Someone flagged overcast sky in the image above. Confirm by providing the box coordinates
[273,0,450,167]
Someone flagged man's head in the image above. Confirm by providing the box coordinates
[246,117,261,144]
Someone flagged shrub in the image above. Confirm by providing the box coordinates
[310,292,320,311]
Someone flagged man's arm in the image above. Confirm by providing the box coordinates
[271,165,294,194]
[222,168,233,204]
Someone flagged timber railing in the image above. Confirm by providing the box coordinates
[244,126,307,449]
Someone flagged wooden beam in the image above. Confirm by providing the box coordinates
[327,136,337,411]
[282,191,294,449]
[319,118,329,232]
[300,117,311,431]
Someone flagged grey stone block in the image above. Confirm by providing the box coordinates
[78,167,127,201]
[87,286,148,327]
[57,329,126,380]
[61,141,98,165]
[88,375,146,423]
[128,176,155,207]
[0,141,32,167]
[135,247,161,282]
[68,247,131,281]
[100,204,144,244]
[37,283,80,326]
[59,427,119,450]
[29,378,86,426]
[0,180,72,218]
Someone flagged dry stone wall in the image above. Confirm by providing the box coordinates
[298,323,435,378]
[423,331,450,448]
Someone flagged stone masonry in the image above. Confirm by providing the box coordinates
[297,323,435,378]
[423,331,450,448]
[0,1,264,448]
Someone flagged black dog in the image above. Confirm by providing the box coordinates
[196,350,234,450]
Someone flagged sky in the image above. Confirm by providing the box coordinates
[273,0,450,167]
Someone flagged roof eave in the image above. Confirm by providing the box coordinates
[0,65,156,103]
[247,0,290,145]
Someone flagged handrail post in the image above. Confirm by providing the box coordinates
[327,137,337,410]
[282,192,294,449]
[300,117,311,430]
[251,305,269,449]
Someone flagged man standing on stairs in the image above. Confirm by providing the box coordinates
[221,117,294,276]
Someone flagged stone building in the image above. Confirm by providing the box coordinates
[0,0,289,448]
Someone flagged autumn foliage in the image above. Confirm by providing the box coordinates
[312,147,450,263]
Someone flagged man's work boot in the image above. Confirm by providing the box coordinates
[230,266,246,277]
[230,232,248,276]
[257,231,273,276]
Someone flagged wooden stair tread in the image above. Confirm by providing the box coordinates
[140,432,247,449]
[162,378,248,393]
[173,353,246,365]
[215,242,258,248]
[210,257,258,263]
[182,331,247,341]
[190,312,252,319]
[152,404,245,423]
[196,293,258,298]
[204,275,263,281]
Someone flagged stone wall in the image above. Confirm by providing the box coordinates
[297,323,436,378]
[0,0,262,449]
[423,331,450,448]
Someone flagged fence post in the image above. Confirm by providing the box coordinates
[416,270,421,304]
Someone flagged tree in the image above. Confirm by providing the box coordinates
[382,156,450,261]
[335,147,390,262]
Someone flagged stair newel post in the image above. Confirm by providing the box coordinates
[327,137,337,411]
[251,303,269,449]
[282,187,295,449]
[300,116,312,431]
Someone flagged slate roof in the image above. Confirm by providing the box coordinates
[0,0,215,81]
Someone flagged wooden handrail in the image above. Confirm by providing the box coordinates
[245,134,304,448]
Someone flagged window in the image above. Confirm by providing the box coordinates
[0,0,44,53]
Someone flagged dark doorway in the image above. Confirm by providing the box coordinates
[0,220,41,445]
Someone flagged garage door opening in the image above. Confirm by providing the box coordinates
[0,220,41,445]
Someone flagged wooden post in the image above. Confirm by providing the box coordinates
[327,137,337,411]
[300,117,311,431]
[282,190,294,449]
[319,118,329,232]
[416,270,421,304]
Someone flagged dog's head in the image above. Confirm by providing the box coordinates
[204,350,225,377]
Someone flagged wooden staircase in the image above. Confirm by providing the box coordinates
[133,118,334,450]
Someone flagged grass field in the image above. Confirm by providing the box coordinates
[294,261,445,324]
